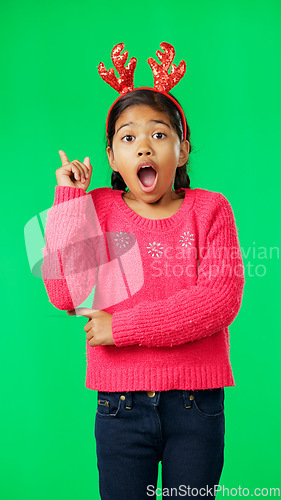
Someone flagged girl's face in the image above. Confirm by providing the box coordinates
[107,104,189,203]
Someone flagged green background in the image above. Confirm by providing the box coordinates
[1,0,280,498]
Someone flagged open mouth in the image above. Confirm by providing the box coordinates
[137,165,158,193]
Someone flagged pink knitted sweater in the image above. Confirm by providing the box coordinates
[41,185,245,391]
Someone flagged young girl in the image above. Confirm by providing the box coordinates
[42,43,245,500]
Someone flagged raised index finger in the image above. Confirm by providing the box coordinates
[58,150,70,167]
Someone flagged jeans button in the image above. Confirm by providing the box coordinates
[147,391,156,398]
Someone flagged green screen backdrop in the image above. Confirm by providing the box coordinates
[1,0,280,499]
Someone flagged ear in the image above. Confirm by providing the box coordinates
[106,146,118,172]
[178,140,190,167]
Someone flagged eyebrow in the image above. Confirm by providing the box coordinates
[116,119,171,134]
[116,121,133,134]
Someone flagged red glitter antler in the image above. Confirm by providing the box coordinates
[98,43,137,95]
[148,42,186,92]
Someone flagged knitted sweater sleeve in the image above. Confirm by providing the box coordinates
[41,186,100,310]
[111,193,245,348]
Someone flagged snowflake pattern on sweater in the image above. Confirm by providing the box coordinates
[146,241,164,258]
[145,231,195,258]
[179,231,195,247]
[114,231,130,250]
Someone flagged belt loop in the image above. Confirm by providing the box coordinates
[124,391,133,410]
[183,389,194,409]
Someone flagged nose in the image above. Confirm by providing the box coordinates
[137,144,152,157]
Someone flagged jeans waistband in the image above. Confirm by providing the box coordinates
[116,389,194,409]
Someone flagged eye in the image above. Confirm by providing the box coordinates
[122,134,135,142]
[152,132,166,139]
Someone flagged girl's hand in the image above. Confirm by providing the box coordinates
[67,308,115,346]
[56,150,93,191]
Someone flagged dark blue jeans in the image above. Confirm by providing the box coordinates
[94,388,225,499]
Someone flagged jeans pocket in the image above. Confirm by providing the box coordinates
[96,391,123,417]
[192,388,225,419]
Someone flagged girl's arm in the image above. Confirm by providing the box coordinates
[41,186,100,310]
[111,193,245,348]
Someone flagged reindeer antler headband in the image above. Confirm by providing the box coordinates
[98,42,187,143]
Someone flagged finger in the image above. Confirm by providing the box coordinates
[89,337,98,347]
[82,158,90,178]
[79,162,89,181]
[74,160,90,180]
[72,161,85,182]
[86,330,94,340]
[71,159,90,180]
[84,320,93,333]
[83,157,93,176]
[73,162,88,184]
[67,307,99,318]
[58,150,70,167]
[71,163,84,181]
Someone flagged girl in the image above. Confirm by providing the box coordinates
[42,47,245,500]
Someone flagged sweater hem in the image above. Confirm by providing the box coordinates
[85,363,235,392]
